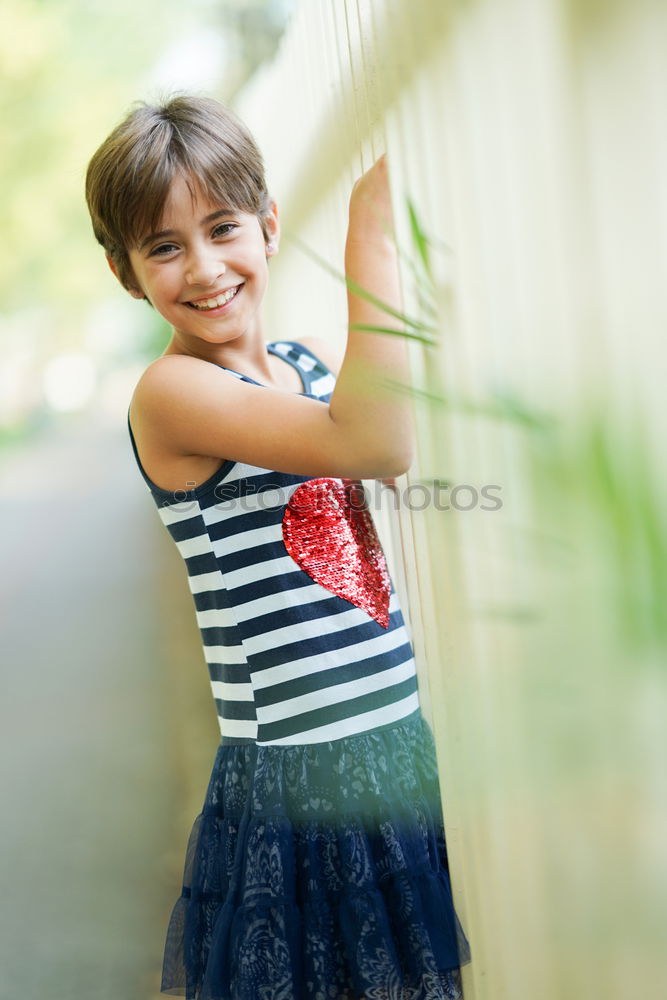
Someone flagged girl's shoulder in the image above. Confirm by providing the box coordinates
[293,337,344,378]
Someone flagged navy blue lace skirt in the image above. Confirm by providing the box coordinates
[160,712,471,999]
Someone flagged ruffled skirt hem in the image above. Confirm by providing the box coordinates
[160,712,471,1000]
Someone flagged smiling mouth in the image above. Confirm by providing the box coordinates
[188,285,242,311]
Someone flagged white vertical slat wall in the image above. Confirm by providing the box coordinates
[235,2,667,999]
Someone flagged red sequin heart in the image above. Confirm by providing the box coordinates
[282,478,391,628]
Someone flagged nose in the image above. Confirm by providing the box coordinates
[184,245,226,287]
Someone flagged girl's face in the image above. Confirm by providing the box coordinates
[125,173,278,346]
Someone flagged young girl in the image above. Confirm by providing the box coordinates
[85,95,471,1000]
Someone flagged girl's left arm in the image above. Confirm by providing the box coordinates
[299,335,397,490]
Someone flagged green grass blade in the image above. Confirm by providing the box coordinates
[407,197,433,281]
[381,377,554,430]
[349,323,438,345]
[286,233,435,334]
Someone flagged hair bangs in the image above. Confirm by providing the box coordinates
[177,121,268,219]
[123,133,183,251]
[125,135,265,251]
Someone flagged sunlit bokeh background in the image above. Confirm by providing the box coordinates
[0,0,294,440]
[1,1,665,999]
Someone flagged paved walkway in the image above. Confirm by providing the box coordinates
[0,413,219,1000]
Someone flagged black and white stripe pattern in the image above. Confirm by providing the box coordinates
[128,342,419,746]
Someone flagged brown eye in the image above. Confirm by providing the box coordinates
[212,223,237,238]
[150,243,178,257]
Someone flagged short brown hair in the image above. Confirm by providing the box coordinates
[85,95,271,292]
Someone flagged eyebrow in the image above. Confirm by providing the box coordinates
[138,209,236,252]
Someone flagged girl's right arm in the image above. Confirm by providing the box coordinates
[131,156,414,481]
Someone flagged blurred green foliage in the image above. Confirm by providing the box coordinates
[1,0,184,317]
[529,408,667,653]
[299,193,667,661]
[0,0,294,361]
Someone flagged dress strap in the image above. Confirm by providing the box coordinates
[267,340,336,396]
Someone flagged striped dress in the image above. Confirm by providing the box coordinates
[128,340,420,747]
[127,340,470,1000]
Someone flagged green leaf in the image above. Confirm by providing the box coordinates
[349,323,438,345]
[407,196,433,281]
[286,233,437,334]
[381,377,554,429]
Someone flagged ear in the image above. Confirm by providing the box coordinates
[264,200,280,255]
[106,255,145,300]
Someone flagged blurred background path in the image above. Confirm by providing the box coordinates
[0,415,218,1000]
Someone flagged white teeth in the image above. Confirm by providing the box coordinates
[191,286,239,310]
